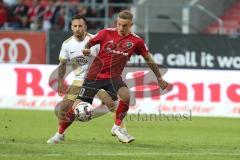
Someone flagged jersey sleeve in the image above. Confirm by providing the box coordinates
[135,39,149,57]
[59,42,69,62]
[90,44,100,57]
[89,29,106,47]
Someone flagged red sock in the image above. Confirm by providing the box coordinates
[115,100,129,126]
[58,107,75,134]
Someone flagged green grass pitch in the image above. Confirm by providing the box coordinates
[0,109,240,160]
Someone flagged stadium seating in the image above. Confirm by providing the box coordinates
[205,1,240,34]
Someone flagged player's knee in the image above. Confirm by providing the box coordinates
[120,96,130,103]
[118,87,130,103]
[58,110,67,120]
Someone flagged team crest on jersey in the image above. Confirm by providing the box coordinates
[119,41,133,51]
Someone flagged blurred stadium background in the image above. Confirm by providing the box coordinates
[0,0,240,160]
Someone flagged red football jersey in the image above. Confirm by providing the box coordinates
[87,28,149,80]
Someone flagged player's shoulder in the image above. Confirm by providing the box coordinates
[131,32,145,44]
[131,32,143,40]
[63,36,74,45]
[86,32,94,38]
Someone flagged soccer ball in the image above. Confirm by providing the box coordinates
[74,102,93,122]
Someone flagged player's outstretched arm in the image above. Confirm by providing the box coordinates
[83,30,104,56]
[143,53,168,90]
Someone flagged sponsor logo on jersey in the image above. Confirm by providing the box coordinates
[104,40,134,56]
[76,56,89,65]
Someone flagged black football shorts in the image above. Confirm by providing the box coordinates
[77,78,127,104]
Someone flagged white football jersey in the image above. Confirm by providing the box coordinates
[59,33,99,80]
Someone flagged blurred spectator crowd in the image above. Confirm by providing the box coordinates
[0,0,132,31]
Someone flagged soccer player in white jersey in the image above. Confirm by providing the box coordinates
[47,15,126,144]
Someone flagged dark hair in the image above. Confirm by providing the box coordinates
[71,15,87,24]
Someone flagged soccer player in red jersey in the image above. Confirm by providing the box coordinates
[73,10,171,143]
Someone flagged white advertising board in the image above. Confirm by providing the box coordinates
[0,64,239,117]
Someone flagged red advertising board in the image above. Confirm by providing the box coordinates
[0,31,46,64]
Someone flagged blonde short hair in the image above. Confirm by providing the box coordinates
[118,10,133,20]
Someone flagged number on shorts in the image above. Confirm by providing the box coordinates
[79,88,85,97]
